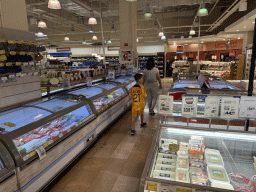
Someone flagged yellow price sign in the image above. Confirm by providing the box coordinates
[169,144,179,152]
[10,51,16,55]
[28,52,33,55]
[176,187,192,192]
[34,43,39,46]
[0,50,5,55]
[6,62,12,66]
[18,40,24,44]
[16,62,21,66]
[8,40,16,44]
[27,41,33,45]
[43,142,49,148]
[146,182,158,191]
[0,38,5,42]
[20,52,26,55]
[0,63,4,67]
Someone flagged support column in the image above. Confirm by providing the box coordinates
[119,0,137,64]
[0,0,29,31]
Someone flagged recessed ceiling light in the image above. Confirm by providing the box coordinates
[236,30,239,31]
[244,26,247,28]
[253,22,255,24]
[238,37,241,39]
[223,39,225,40]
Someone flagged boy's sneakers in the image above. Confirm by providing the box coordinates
[140,123,147,128]
[131,130,136,135]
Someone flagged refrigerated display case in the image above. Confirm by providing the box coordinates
[112,76,136,91]
[141,124,256,192]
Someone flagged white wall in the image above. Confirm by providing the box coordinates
[47,45,164,55]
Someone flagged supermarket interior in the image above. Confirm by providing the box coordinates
[1,0,256,192]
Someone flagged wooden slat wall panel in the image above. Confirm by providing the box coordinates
[0,175,18,192]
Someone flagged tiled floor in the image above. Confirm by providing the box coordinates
[49,78,173,192]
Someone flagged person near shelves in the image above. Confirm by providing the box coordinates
[129,73,147,135]
[143,57,162,116]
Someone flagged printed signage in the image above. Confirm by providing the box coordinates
[158,95,173,116]
[204,97,220,117]
[56,47,71,52]
[124,43,128,46]
[86,77,92,86]
[220,97,240,119]
[229,50,236,57]
[239,96,256,118]
[127,68,133,76]
[63,77,70,89]
[108,69,115,80]
[36,146,46,160]
[181,96,198,117]
[177,46,183,52]
[108,46,120,51]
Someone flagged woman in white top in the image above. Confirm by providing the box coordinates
[143,58,162,116]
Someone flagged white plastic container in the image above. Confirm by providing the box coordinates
[156,158,176,166]
[158,153,177,160]
[210,181,234,190]
[176,156,189,169]
[205,148,220,155]
[205,153,224,166]
[153,170,175,180]
[177,148,188,157]
[155,164,176,172]
[207,165,230,183]
[176,168,190,183]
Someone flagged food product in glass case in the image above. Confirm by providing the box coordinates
[211,181,234,190]
[93,88,125,110]
[229,173,253,187]
[190,161,204,169]
[207,165,230,183]
[158,153,177,160]
[12,105,92,159]
[205,153,224,166]
[157,158,176,166]
[177,156,189,169]
[155,164,176,172]
[176,168,190,183]
[0,107,52,134]
[153,170,175,180]
[96,82,116,90]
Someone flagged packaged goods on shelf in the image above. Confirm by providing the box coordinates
[153,170,176,180]
[176,168,190,183]
[229,173,253,188]
[157,153,177,160]
[156,158,176,166]
[211,181,234,190]
[207,164,230,184]
[177,147,188,157]
[177,156,189,169]
[155,164,176,172]
[190,161,204,169]
[205,151,224,166]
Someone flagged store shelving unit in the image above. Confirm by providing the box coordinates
[244,49,252,80]
[230,55,245,80]
[157,52,165,78]
[138,54,157,70]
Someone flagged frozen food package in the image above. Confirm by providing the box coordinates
[153,170,175,180]
[205,148,220,155]
[229,173,252,187]
[156,158,176,166]
[177,148,188,157]
[191,175,208,186]
[211,181,234,190]
[180,142,189,148]
[205,153,224,166]
[207,165,230,183]
[190,167,207,177]
[176,168,190,183]
[158,153,177,160]
[189,153,204,162]
[155,164,176,172]
[158,150,177,155]
[160,138,177,146]
[189,140,204,155]
[190,160,204,168]
[177,156,189,169]
[191,136,204,143]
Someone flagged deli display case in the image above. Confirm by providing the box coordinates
[112,76,136,91]
[140,124,256,192]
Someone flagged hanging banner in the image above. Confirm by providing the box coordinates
[239,96,256,118]
[158,95,173,116]
[220,97,240,119]
[181,96,198,117]
[204,97,220,117]
[108,69,115,80]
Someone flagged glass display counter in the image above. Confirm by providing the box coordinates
[70,87,103,98]
[141,125,256,192]
[95,82,117,90]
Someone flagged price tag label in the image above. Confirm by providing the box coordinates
[16,73,22,77]
[23,62,28,66]
[34,72,38,76]
[16,62,21,66]
[146,182,158,191]
[169,144,179,152]
[35,146,46,160]
[1,77,7,81]
[29,62,34,65]
[176,187,192,192]
[36,62,40,66]
[18,40,24,44]
[0,50,5,54]
[6,62,12,66]
[28,72,33,76]
[20,52,26,55]
[9,74,15,79]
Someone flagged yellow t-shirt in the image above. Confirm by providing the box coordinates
[129,84,147,113]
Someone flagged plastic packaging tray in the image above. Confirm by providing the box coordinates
[211,181,234,190]
[177,156,189,169]
[155,164,176,172]
[158,153,177,160]
[207,165,230,183]
[205,153,224,166]
[156,158,176,166]
[153,170,175,180]
[176,168,190,183]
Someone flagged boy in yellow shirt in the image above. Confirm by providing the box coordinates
[129,73,147,135]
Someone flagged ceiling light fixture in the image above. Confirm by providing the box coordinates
[38,20,47,28]
[37,32,44,37]
[236,29,239,31]
[48,0,61,9]
[137,38,139,42]
[239,1,247,11]
[158,31,164,37]
[88,10,97,25]
[64,36,69,41]
[238,37,241,39]
[161,36,166,40]
[111,24,115,33]
[92,33,97,40]
[144,7,152,18]
[197,3,208,16]
[189,28,195,35]
[107,39,112,44]
[244,26,247,28]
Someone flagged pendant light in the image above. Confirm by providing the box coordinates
[92,33,97,40]
[137,38,139,42]
[161,36,166,40]
[107,39,112,44]
[197,3,208,17]
[38,20,47,28]
[37,32,44,37]
[88,10,97,25]
[64,36,69,41]
[48,0,61,9]
[189,28,196,35]
[158,31,164,37]
[144,4,152,18]
[111,24,115,33]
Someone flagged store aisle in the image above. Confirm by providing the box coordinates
[49,78,173,192]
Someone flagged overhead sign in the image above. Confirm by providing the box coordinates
[56,47,71,52]
[158,95,173,116]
